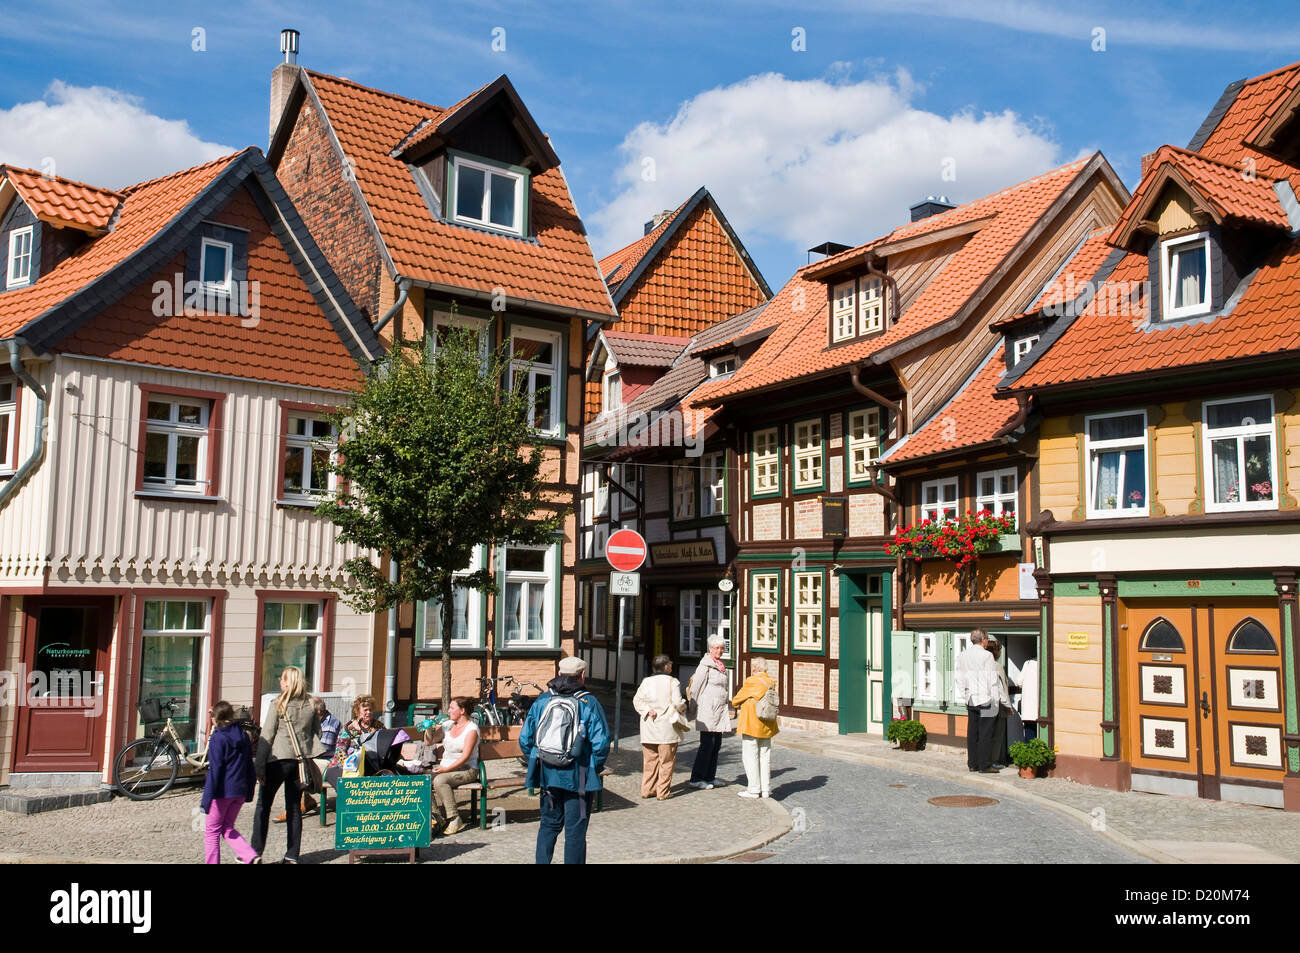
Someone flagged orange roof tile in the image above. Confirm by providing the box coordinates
[704,156,1098,403]
[598,201,688,285]
[0,153,240,339]
[302,72,614,320]
[1,166,122,232]
[884,346,1018,463]
[1198,63,1300,191]
[993,229,1116,329]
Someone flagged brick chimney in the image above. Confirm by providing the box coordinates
[643,209,673,236]
[1140,151,1157,178]
[269,28,301,144]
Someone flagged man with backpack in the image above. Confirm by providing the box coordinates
[520,655,611,864]
[731,657,780,799]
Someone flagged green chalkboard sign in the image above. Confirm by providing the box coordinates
[335,776,432,851]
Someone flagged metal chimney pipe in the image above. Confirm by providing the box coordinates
[281,28,299,64]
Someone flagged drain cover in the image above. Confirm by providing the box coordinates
[731,851,775,863]
[927,795,999,808]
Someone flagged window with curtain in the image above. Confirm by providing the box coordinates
[502,545,553,645]
[1204,396,1275,511]
[1087,411,1147,516]
[417,548,484,648]
[1162,233,1211,319]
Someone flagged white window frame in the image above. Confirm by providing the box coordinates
[672,460,696,521]
[1161,232,1212,320]
[282,412,338,502]
[1203,395,1278,513]
[261,600,324,692]
[140,598,212,749]
[709,356,737,378]
[847,407,881,483]
[792,571,823,652]
[594,465,609,518]
[451,154,525,236]
[975,466,1018,523]
[751,572,780,651]
[831,280,856,342]
[602,368,622,414]
[143,397,210,494]
[707,590,732,659]
[701,451,725,517]
[1012,335,1040,365]
[418,548,486,650]
[500,543,556,648]
[619,464,640,516]
[591,581,608,640]
[858,277,883,335]
[915,632,939,702]
[509,325,563,437]
[199,237,233,294]
[920,476,958,523]
[0,378,16,472]
[793,418,823,490]
[6,226,33,289]
[1084,410,1148,518]
[679,589,704,656]
[429,311,490,365]
[752,427,780,496]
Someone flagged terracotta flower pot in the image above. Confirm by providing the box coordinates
[1018,766,1038,779]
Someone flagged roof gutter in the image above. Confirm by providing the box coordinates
[850,365,904,430]
[0,338,49,510]
[372,277,412,337]
[993,394,1033,438]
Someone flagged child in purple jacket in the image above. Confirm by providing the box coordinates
[201,701,259,864]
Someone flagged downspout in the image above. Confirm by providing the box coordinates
[993,394,1033,440]
[372,277,412,338]
[864,256,900,331]
[384,558,398,728]
[0,338,49,509]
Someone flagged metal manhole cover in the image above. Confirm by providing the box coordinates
[731,851,774,863]
[927,795,999,808]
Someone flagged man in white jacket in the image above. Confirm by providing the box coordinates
[953,629,1008,773]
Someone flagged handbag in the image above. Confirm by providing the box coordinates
[283,702,323,794]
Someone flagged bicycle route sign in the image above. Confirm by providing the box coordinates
[606,528,647,572]
[336,775,432,852]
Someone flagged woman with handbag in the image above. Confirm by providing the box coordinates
[687,635,731,790]
[633,655,689,800]
[251,666,321,864]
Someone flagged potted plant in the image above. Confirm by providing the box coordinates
[885,718,926,751]
[1008,737,1054,778]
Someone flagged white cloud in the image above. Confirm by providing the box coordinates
[0,81,232,188]
[590,70,1066,263]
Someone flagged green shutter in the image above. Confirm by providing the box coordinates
[890,630,916,700]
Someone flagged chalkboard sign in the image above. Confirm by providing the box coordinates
[335,776,432,852]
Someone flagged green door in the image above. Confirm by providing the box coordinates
[838,571,891,736]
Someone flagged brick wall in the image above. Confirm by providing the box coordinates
[751,502,782,541]
[275,99,384,320]
[792,660,825,709]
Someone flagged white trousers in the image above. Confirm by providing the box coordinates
[741,736,772,795]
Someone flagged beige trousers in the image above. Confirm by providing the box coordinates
[641,743,678,798]
[433,767,478,822]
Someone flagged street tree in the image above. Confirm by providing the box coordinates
[317,324,563,708]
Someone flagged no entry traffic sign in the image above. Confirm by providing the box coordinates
[605,528,647,572]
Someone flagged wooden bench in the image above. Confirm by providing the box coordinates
[461,725,531,829]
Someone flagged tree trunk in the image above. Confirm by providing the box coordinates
[440,577,454,712]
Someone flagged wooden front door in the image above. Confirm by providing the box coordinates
[13,597,116,773]
[1123,599,1285,802]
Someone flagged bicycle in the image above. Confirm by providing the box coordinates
[472,676,507,726]
[500,676,542,725]
[112,697,230,800]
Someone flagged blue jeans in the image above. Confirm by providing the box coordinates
[536,788,593,864]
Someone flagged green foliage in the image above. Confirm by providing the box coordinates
[1008,737,1055,770]
[885,718,926,746]
[316,323,563,700]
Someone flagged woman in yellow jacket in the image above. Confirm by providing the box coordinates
[731,658,778,799]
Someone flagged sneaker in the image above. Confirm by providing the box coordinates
[707,779,727,788]
[738,790,761,799]
[247,855,263,865]
[688,780,713,790]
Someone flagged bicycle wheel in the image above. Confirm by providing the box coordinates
[113,738,180,800]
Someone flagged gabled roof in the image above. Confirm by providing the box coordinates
[0,167,122,233]
[1110,145,1291,249]
[598,187,771,303]
[0,149,383,373]
[882,345,1018,465]
[703,155,1112,404]
[268,70,615,322]
[601,330,691,368]
[1003,61,1300,395]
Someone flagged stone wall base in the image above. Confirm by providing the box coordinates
[1050,753,1131,791]
[1284,776,1300,813]
[781,714,838,734]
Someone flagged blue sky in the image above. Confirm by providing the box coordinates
[2,0,1298,288]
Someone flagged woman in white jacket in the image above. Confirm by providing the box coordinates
[687,634,732,789]
[633,654,688,800]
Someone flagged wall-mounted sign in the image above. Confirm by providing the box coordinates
[1017,563,1037,600]
[717,578,734,593]
[650,539,717,566]
[1067,632,1089,650]
[821,496,847,539]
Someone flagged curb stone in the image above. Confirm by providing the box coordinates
[638,796,792,864]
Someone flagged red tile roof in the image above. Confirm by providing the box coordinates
[992,229,1115,329]
[302,71,614,320]
[883,346,1017,463]
[1198,62,1300,191]
[601,330,691,367]
[1110,145,1289,248]
[0,154,239,339]
[598,201,686,285]
[704,156,1099,403]
[1,166,123,232]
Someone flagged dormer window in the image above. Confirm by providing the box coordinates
[450,153,526,236]
[602,368,622,414]
[6,226,33,289]
[200,238,232,294]
[1012,334,1040,365]
[709,356,736,378]
[832,281,855,341]
[830,275,886,344]
[1161,232,1211,319]
[858,277,883,334]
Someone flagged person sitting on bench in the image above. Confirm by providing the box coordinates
[431,697,480,836]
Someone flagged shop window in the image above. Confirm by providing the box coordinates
[1139,618,1184,652]
[1203,396,1276,512]
[261,600,323,692]
[1226,618,1277,654]
[750,572,780,651]
[140,599,210,748]
[1085,411,1147,517]
[416,548,485,649]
